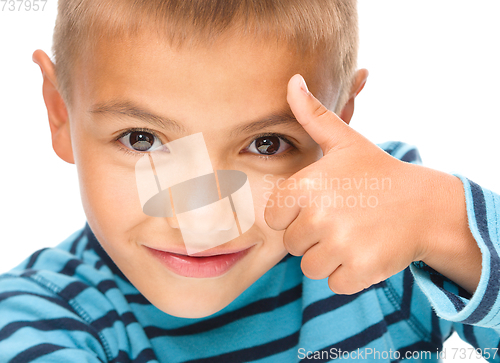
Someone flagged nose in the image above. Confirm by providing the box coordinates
[170,173,236,233]
[135,132,255,253]
[166,216,180,229]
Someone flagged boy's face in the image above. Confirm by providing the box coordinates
[54,31,342,318]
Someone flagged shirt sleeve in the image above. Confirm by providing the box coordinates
[0,273,107,362]
[378,141,500,360]
[410,175,500,361]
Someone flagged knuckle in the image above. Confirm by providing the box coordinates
[322,237,340,257]
[349,258,365,274]
[350,253,372,273]
[264,208,278,230]
[360,276,375,291]
[282,234,301,256]
[354,262,381,290]
[373,268,390,286]
[327,277,339,294]
[266,220,280,231]
[300,253,325,279]
[307,208,328,226]
[328,265,364,295]
[328,277,352,295]
[311,101,330,120]
[265,209,289,233]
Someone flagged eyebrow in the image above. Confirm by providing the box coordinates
[229,111,302,137]
[90,100,186,133]
[89,100,302,136]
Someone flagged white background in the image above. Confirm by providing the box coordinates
[0,1,499,361]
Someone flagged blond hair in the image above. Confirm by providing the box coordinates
[52,0,358,114]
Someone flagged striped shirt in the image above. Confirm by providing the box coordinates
[1,141,499,363]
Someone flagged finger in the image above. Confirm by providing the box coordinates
[286,74,353,155]
[327,264,371,295]
[300,241,342,280]
[281,210,324,256]
[264,178,302,231]
[327,265,360,295]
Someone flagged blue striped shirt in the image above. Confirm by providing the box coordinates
[1,141,500,362]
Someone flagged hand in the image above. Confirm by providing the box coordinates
[264,74,462,295]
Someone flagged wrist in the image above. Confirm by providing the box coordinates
[418,170,481,294]
[420,171,466,263]
[403,165,451,264]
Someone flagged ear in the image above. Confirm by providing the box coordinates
[338,68,369,125]
[32,49,75,164]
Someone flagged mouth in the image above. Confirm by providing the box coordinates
[144,245,254,278]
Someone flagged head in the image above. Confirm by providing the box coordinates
[33,0,368,318]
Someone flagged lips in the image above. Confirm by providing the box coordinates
[144,245,253,278]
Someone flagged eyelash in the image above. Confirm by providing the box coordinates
[114,127,164,158]
[114,128,297,160]
[242,132,297,161]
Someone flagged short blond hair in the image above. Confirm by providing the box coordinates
[52,0,358,114]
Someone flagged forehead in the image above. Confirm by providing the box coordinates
[73,31,334,130]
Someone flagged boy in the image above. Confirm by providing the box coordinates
[1,0,499,362]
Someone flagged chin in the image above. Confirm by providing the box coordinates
[157,299,230,319]
[145,285,235,319]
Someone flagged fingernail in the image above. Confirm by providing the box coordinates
[299,75,310,95]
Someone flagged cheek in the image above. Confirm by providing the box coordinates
[247,173,272,221]
[77,151,144,234]
[71,117,146,233]
[246,171,287,246]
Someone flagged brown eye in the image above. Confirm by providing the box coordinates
[255,136,280,155]
[246,135,292,156]
[118,130,167,153]
[129,131,155,151]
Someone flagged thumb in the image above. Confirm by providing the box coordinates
[287,74,353,155]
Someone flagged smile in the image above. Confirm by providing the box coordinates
[144,245,254,278]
